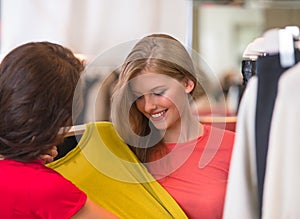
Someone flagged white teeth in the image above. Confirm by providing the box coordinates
[151,111,164,118]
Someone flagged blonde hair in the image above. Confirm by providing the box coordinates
[112,34,206,162]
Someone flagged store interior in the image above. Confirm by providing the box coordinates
[1,0,300,125]
[1,1,300,218]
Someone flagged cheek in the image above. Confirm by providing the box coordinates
[161,97,175,108]
[165,90,187,109]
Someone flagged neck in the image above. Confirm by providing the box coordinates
[163,113,202,144]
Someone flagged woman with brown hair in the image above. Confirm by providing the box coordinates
[0,42,118,219]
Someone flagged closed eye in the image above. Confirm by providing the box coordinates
[153,90,166,96]
[132,89,166,100]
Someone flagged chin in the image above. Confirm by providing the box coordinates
[151,120,168,131]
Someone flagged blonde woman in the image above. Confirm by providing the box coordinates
[111,34,235,219]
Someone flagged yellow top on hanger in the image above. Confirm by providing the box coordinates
[47,122,187,219]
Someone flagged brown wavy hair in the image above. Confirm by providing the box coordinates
[0,42,85,162]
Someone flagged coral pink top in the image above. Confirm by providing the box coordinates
[148,125,235,219]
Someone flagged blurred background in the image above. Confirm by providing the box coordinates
[1,0,300,122]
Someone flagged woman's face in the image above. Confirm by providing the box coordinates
[130,70,194,131]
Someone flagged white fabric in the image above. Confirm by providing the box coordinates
[223,77,259,219]
[1,0,187,57]
[263,62,300,219]
[224,63,300,219]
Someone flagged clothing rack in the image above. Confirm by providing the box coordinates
[65,124,86,137]
[224,25,300,219]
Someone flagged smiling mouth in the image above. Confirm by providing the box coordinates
[151,110,167,119]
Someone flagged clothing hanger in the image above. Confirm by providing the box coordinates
[242,37,266,60]
[243,27,298,68]
[241,27,299,86]
[285,26,300,40]
[285,25,300,59]
[278,28,295,68]
[242,29,281,60]
[65,124,86,137]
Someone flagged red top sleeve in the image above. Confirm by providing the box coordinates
[0,159,87,219]
[30,165,87,218]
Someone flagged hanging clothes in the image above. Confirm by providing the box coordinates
[223,53,288,219]
[47,122,187,219]
[255,53,291,216]
[224,49,300,218]
[223,76,259,219]
[263,62,300,218]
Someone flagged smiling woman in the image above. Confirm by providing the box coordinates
[112,34,206,162]
[111,33,236,219]
[131,72,193,135]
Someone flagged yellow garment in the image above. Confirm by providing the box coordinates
[47,122,187,219]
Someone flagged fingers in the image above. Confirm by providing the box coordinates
[49,146,58,158]
[39,146,58,164]
[39,154,54,164]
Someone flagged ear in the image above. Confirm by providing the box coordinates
[183,78,195,94]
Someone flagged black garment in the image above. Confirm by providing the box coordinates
[55,135,82,160]
[241,59,256,87]
[238,59,257,112]
[255,50,300,217]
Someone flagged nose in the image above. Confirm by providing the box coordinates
[144,94,157,112]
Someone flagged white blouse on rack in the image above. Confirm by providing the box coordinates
[224,62,300,219]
